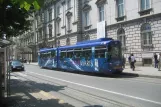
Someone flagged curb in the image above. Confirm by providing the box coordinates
[137,74,161,79]
[122,72,161,79]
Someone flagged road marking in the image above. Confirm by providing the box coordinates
[28,71,161,105]
[17,72,27,77]
[30,90,64,104]
[11,76,19,80]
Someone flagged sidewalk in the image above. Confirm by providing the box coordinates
[123,66,161,79]
[4,75,74,107]
[27,62,161,79]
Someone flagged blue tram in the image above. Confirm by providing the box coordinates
[38,38,123,74]
[38,48,58,69]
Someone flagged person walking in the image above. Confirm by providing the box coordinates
[154,53,158,68]
[158,53,161,71]
[128,55,131,68]
[131,53,136,71]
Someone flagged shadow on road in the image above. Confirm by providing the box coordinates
[26,64,139,79]
[4,78,75,107]
[59,70,139,79]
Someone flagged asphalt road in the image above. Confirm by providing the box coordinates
[10,64,161,107]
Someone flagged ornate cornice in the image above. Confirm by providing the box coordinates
[61,0,65,5]
[56,17,61,21]
[48,24,52,28]
[95,0,107,6]
[82,4,91,11]
[66,11,72,17]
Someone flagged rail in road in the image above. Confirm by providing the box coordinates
[10,65,161,107]
[11,72,133,107]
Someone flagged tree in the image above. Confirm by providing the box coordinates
[0,0,44,10]
[0,0,44,38]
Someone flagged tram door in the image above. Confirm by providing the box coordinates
[94,46,107,72]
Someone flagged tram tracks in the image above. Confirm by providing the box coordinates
[12,72,133,107]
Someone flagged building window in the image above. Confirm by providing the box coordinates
[48,10,52,21]
[57,21,60,34]
[67,17,71,31]
[57,40,60,47]
[37,15,41,26]
[39,29,42,41]
[99,5,104,22]
[57,6,60,16]
[63,4,65,26]
[84,11,89,26]
[66,38,70,45]
[41,13,44,22]
[36,18,38,28]
[67,0,71,9]
[141,0,150,11]
[117,0,124,17]
[117,28,126,47]
[84,0,88,4]
[141,23,152,46]
[48,25,52,39]
[84,35,90,40]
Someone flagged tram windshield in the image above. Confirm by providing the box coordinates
[107,44,121,60]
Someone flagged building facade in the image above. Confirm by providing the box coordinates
[15,12,37,62]
[16,0,161,65]
[35,0,82,48]
[80,0,161,66]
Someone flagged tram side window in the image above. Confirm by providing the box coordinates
[74,49,82,59]
[41,53,45,58]
[95,47,106,58]
[47,52,51,58]
[82,48,92,60]
[67,51,73,58]
[51,51,55,57]
[60,51,66,59]
[44,53,47,58]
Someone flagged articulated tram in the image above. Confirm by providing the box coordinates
[38,38,124,74]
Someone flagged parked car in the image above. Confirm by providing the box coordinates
[11,60,25,71]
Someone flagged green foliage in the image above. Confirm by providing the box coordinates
[0,0,44,11]
[0,0,33,38]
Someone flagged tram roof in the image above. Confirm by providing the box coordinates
[39,48,57,52]
[58,38,118,50]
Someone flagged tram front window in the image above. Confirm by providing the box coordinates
[107,44,121,61]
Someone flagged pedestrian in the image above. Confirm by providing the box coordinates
[154,53,158,68]
[128,54,131,68]
[158,53,161,71]
[130,53,136,71]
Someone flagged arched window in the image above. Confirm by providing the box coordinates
[84,35,90,40]
[66,38,70,46]
[141,23,152,46]
[117,28,126,47]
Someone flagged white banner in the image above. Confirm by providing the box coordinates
[97,21,105,39]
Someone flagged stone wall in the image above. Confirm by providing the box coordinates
[77,15,161,66]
